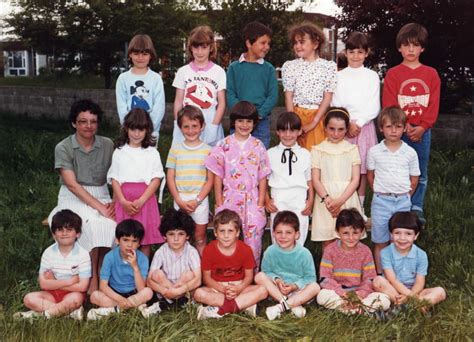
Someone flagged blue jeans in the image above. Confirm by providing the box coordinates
[252,117,270,149]
[402,129,431,213]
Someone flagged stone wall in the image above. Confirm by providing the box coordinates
[0,86,472,146]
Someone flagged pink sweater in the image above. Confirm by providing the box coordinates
[319,240,376,299]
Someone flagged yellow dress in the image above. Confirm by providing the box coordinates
[311,139,363,241]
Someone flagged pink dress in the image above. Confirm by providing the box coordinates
[205,134,271,266]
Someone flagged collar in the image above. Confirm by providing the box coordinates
[381,140,404,153]
[238,53,264,65]
[52,241,80,255]
[391,243,417,259]
[276,142,300,150]
[72,134,101,151]
[190,61,214,72]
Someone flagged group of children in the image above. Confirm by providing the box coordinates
[15,20,447,321]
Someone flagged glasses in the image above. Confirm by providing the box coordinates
[76,119,98,126]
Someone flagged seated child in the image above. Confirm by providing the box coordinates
[14,209,90,320]
[317,209,390,314]
[255,210,320,320]
[266,112,314,245]
[193,209,268,319]
[87,219,153,320]
[373,212,446,310]
[143,209,201,317]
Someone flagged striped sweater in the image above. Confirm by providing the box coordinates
[319,240,376,299]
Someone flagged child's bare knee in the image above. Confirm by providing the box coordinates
[89,290,101,305]
[23,293,35,307]
[372,276,386,289]
[436,287,447,301]
[193,288,204,302]
[254,272,266,284]
[151,269,165,282]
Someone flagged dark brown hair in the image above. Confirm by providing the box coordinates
[276,111,302,131]
[345,31,369,51]
[323,107,350,129]
[51,209,82,234]
[396,23,428,48]
[243,21,272,45]
[335,208,365,232]
[116,108,156,148]
[213,209,242,232]
[273,210,300,232]
[229,101,259,129]
[389,211,422,234]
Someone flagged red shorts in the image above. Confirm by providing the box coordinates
[46,289,86,303]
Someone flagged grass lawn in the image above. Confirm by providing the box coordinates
[0,113,472,341]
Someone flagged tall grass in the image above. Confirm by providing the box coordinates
[0,114,472,340]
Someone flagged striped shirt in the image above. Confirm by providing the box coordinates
[367,140,420,193]
[320,240,376,299]
[166,142,211,194]
[150,242,200,284]
[39,242,91,279]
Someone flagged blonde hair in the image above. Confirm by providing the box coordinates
[187,26,216,61]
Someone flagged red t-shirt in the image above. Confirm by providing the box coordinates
[382,64,440,130]
[201,240,256,282]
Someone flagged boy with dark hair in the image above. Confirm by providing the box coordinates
[142,209,201,317]
[87,219,152,320]
[367,106,420,274]
[382,22,440,225]
[373,212,446,309]
[194,209,268,319]
[226,21,279,148]
[255,211,320,320]
[14,210,90,320]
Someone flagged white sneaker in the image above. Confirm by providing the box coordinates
[265,304,283,321]
[291,305,306,318]
[140,302,162,318]
[86,307,117,321]
[244,304,257,317]
[197,305,223,320]
[13,310,42,320]
[69,306,84,321]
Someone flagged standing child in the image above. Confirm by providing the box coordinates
[205,101,271,267]
[88,219,153,320]
[382,23,440,224]
[373,212,446,311]
[166,106,214,255]
[14,210,90,320]
[332,32,380,207]
[266,112,314,245]
[311,108,363,250]
[143,209,201,317]
[317,209,390,315]
[282,21,337,151]
[226,21,278,148]
[255,211,320,320]
[194,209,268,320]
[367,106,420,274]
[107,108,165,257]
[116,34,165,141]
[172,26,226,146]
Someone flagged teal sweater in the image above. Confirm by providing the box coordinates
[226,60,278,119]
[261,244,316,289]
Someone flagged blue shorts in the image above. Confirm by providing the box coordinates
[371,193,411,243]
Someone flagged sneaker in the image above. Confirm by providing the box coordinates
[265,304,283,321]
[13,310,42,320]
[197,305,223,320]
[244,304,257,317]
[69,306,84,321]
[291,305,306,318]
[140,302,162,318]
[86,307,117,321]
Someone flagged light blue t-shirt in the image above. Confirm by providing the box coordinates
[100,247,149,294]
[381,243,428,288]
[261,243,316,290]
[115,68,165,136]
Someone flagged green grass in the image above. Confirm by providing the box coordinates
[0,113,473,341]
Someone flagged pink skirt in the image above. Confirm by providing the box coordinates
[115,182,163,245]
[346,121,378,174]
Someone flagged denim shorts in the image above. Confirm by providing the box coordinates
[371,193,411,243]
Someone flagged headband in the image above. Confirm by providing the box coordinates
[325,108,350,120]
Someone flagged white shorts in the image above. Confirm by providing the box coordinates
[173,193,209,225]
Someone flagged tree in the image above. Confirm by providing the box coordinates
[335,0,474,113]
[6,0,198,88]
[201,0,305,68]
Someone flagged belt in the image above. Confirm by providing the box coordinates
[296,104,319,110]
[375,192,409,197]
